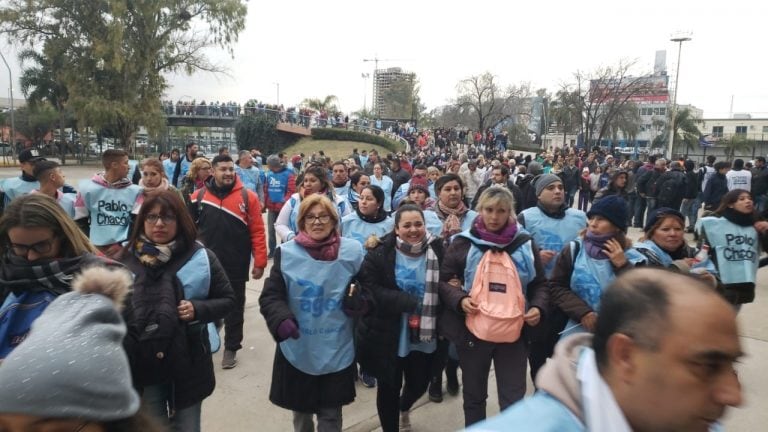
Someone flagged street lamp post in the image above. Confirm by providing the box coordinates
[667,34,692,160]
[0,50,15,159]
[274,82,280,106]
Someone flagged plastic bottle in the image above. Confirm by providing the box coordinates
[691,244,710,274]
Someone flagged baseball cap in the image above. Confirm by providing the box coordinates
[18,148,45,164]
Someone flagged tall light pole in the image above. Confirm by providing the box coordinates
[667,34,692,160]
[273,82,280,106]
[0,50,15,159]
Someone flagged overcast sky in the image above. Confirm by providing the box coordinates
[1,0,766,119]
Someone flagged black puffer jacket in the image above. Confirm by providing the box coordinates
[355,233,444,385]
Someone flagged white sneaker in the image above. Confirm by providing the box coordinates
[399,411,411,432]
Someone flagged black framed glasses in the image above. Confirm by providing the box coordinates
[145,214,177,224]
[10,239,55,257]
[304,214,331,225]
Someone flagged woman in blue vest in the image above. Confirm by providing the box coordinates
[370,162,393,213]
[260,194,364,432]
[0,194,109,361]
[341,185,393,249]
[355,204,445,432]
[550,195,644,337]
[696,189,765,307]
[347,171,370,211]
[430,174,477,246]
[137,158,185,210]
[634,207,717,285]
[439,187,548,427]
[275,165,351,242]
[121,190,235,432]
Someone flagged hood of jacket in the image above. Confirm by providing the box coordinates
[535,333,592,423]
[204,174,244,199]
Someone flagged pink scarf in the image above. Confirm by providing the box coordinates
[473,216,518,245]
[139,177,169,194]
[437,200,469,239]
[294,231,341,261]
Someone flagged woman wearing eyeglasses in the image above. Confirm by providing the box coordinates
[121,190,235,432]
[179,157,212,205]
[275,165,352,242]
[260,194,364,432]
[0,194,111,361]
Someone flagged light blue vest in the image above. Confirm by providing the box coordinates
[2,177,39,206]
[287,193,347,235]
[235,165,263,203]
[58,192,77,219]
[562,240,644,337]
[77,180,142,246]
[278,239,364,375]
[424,210,444,238]
[369,175,393,212]
[340,212,393,248]
[394,251,436,357]
[177,247,220,352]
[456,227,537,295]
[176,157,193,188]
[520,207,587,277]
[334,181,351,199]
[633,240,718,275]
[698,217,759,285]
[162,159,176,181]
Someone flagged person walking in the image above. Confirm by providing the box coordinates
[259,195,365,432]
[190,154,267,369]
[264,154,296,258]
[122,190,235,431]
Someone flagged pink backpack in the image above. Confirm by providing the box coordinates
[466,239,528,343]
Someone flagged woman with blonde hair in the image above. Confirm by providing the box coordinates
[180,157,212,203]
[0,194,114,360]
[260,194,364,432]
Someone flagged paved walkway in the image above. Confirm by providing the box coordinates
[2,165,765,431]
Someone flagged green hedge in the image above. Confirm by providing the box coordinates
[311,128,405,153]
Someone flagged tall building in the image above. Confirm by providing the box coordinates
[372,67,415,119]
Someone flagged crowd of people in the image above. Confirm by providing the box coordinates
[0,134,761,431]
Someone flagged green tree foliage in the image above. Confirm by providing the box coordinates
[380,76,425,121]
[14,105,59,147]
[0,0,247,150]
[671,108,703,154]
[549,89,582,146]
[19,48,72,163]
[235,114,297,156]
[302,95,339,113]
[723,134,754,161]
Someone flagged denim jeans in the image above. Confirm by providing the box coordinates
[633,195,647,227]
[292,407,343,432]
[268,209,279,256]
[645,197,658,226]
[143,383,202,432]
[680,198,700,229]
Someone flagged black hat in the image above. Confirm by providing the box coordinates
[643,207,684,232]
[587,195,629,232]
[18,148,45,164]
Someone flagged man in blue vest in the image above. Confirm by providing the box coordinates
[2,148,45,207]
[74,149,142,259]
[32,160,76,218]
[469,269,742,432]
[331,161,350,197]
[518,173,587,381]
[264,154,296,258]
[235,150,264,206]
[172,142,198,187]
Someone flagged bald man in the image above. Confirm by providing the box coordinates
[470,268,743,432]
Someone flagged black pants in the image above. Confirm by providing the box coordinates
[224,279,246,351]
[376,351,433,432]
[527,309,568,383]
[457,337,528,427]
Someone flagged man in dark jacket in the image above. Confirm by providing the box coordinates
[471,165,523,214]
[653,161,687,210]
[681,159,701,232]
[388,158,411,201]
[636,158,666,225]
[561,157,581,207]
[751,156,768,212]
[703,161,730,210]
[517,161,543,211]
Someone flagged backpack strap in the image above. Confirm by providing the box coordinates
[194,187,206,223]
[476,233,532,254]
[569,240,581,267]
[241,187,250,224]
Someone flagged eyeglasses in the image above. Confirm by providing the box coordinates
[10,239,55,257]
[304,214,332,225]
[145,214,177,224]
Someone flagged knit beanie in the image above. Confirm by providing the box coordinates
[527,161,543,176]
[408,175,430,195]
[587,195,629,232]
[535,174,562,197]
[0,266,140,421]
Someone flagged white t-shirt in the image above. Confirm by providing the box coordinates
[726,169,751,191]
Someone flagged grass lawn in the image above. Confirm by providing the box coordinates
[283,138,394,163]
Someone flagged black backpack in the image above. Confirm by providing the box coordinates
[123,243,201,386]
[657,173,685,205]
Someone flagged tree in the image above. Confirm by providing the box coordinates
[549,89,582,146]
[18,48,72,164]
[302,95,339,113]
[455,72,531,133]
[235,115,278,155]
[670,108,703,155]
[606,102,641,149]
[566,60,658,148]
[14,105,59,147]
[723,134,754,161]
[0,0,248,150]
[380,76,422,120]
